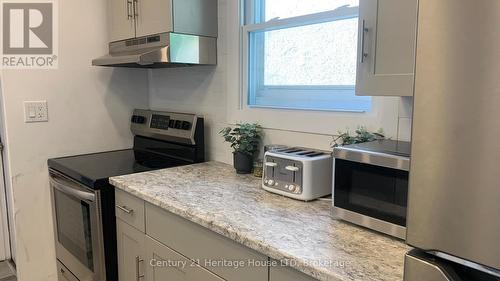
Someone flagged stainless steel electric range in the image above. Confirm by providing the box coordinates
[48,109,205,281]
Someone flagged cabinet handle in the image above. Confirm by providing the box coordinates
[127,0,133,19]
[136,256,145,281]
[133,0,139,19]
[116,205,134,214]
[360,19,369,63]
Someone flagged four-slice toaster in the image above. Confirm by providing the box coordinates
[262,147,333,201]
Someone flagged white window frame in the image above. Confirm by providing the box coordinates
[226,0,399,138]
[241,1,365,112]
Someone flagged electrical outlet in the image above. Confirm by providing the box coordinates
[24,101,48,123]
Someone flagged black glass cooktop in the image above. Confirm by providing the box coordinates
[48,149,187,189]
[347,140,411,157]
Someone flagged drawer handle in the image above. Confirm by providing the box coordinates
[285,166,299,172]
[116,205,134,214]
[265,162,277,167]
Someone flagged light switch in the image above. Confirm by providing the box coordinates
[24,101,48,123]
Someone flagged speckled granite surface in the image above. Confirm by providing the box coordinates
[109,161,409,281]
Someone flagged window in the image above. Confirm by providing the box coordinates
[243,0,371,112]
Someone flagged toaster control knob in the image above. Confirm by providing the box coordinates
[288,184,295,191]
[268,180,275,186]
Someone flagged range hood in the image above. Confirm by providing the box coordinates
[92,33,217,68]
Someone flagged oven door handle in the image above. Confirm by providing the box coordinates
[50,177,95,202]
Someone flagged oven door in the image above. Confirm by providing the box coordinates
[333,159,408,238]
[50,170,105,281]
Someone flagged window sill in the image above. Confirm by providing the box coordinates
[247,104,367,113]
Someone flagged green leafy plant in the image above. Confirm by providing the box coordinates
[331,126,386,147]
[219,123,263,156]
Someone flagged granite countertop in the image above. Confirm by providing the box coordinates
[109,161,409,281]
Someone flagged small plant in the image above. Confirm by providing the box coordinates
[219,123,263,156]
[331,126,385,147]
[220,123,263,174]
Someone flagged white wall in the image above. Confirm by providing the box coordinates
[149,0,413,164]
[0,0,149,280]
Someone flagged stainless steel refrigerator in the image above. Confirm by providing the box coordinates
[404,0,500,280]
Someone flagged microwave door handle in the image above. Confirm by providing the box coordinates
[50,177,95,202]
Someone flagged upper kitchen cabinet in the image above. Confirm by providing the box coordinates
[108,0,218,42]
[356,0,418,96]
[135,0,173,38]
[109,0,136,42]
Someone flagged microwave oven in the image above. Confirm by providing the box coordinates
[332,140,410,239]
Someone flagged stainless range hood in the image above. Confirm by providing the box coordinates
[92,33,217,68]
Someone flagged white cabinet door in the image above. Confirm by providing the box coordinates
[135,0,173,38]
[109,0,136,41]
[117,219,146,281]
[356,0,418,96]
[145,236,224,281]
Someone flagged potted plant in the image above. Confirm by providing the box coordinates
[219,123,263,174]
[331,126,386,147]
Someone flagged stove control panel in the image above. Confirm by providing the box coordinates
[131,109,202,145]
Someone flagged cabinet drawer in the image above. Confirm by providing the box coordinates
[146,203,268,281]
[115,189,145,232]
[146,236,224,281]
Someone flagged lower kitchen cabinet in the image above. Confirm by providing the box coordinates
[116,218,146,281]
[146,202,269,281]
[114,189,320,281]
[145,235,224,281]
[269,265,319,281]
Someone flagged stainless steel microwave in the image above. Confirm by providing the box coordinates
[332,140,410,239]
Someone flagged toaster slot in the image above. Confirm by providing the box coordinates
[281,148,303,154]
[305,152,324,157]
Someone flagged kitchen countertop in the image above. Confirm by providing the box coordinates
[109,161,409,281]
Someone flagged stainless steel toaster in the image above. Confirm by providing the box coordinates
[262,147,333,201]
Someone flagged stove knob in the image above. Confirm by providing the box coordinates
[174,120,183,129]
[267,180,274,186]
[131,115,146,124]
[181,121,192,130]
[293,186,301,193]
[288,184,295,191]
